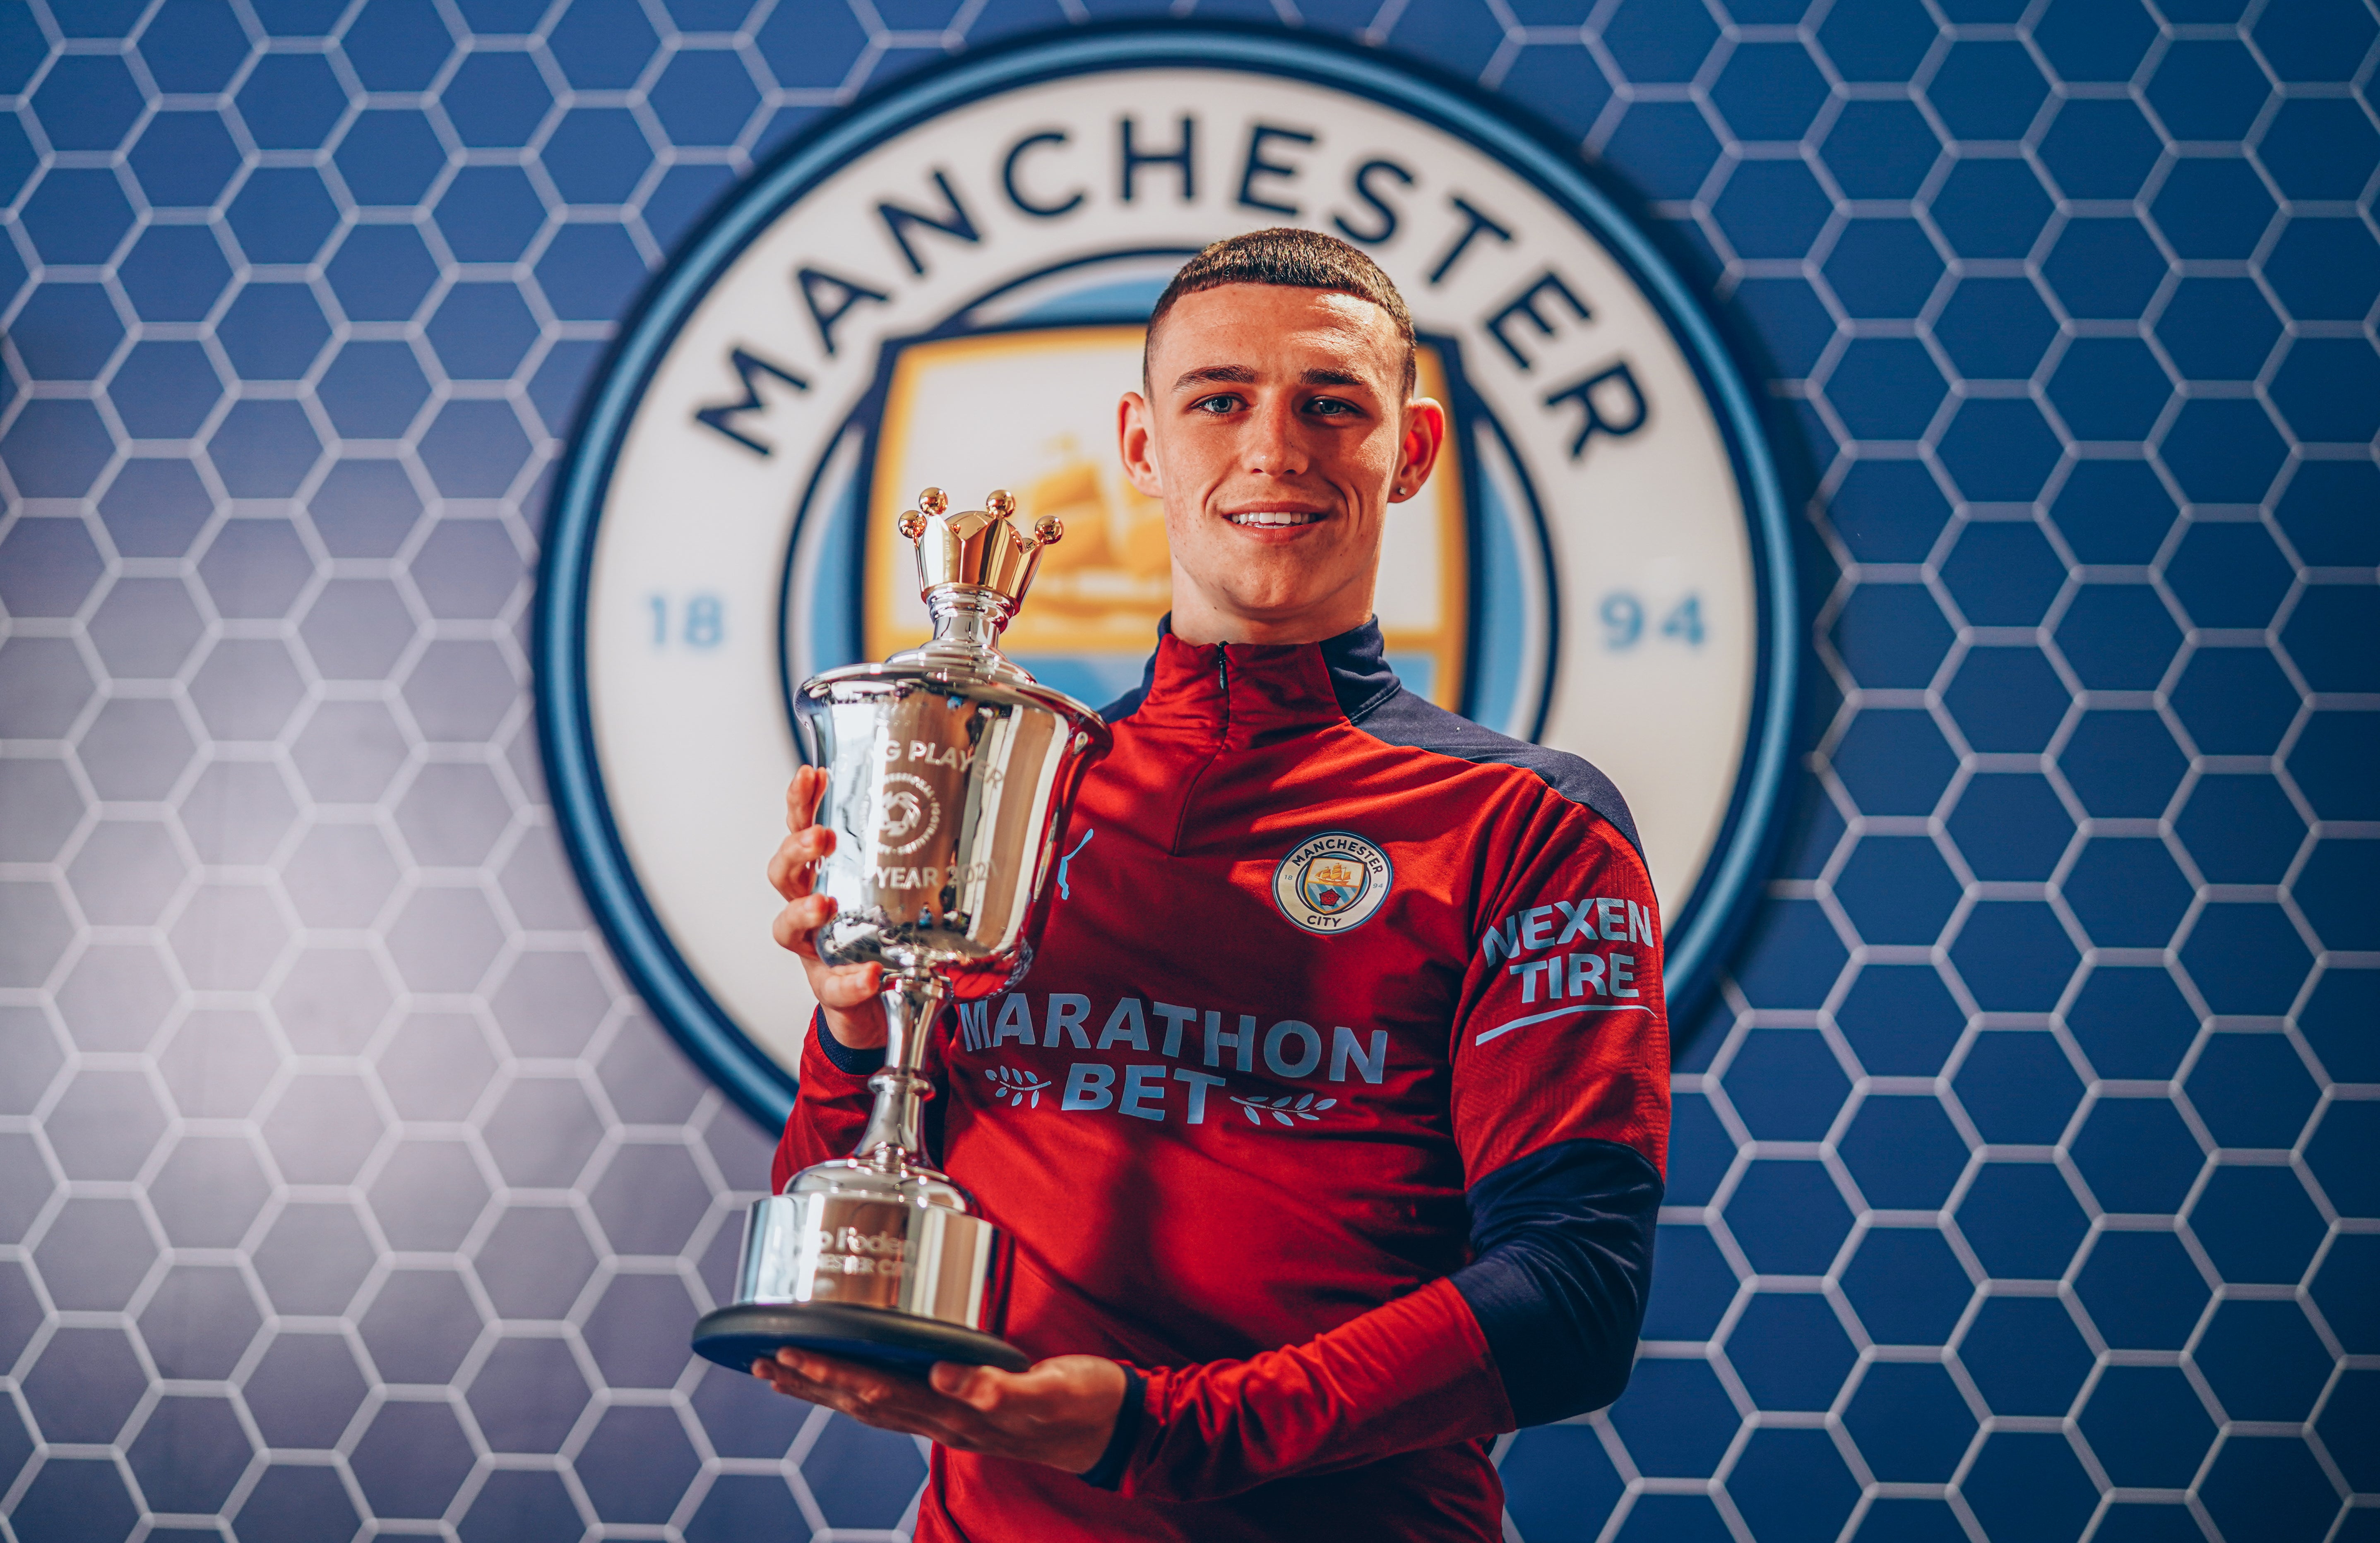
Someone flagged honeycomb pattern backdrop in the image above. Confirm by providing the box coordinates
[0,0,2373,1536]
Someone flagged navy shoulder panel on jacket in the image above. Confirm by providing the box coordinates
[1351,687,1644,860]
[1094,625,1165,723]
[1314,621,1642,856]
[1096,678,1151,723]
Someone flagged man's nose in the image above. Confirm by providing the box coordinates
[1244,398,1309,476]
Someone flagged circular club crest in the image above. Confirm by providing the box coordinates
[537,24,1796,1123]
[1274,833,1394,935]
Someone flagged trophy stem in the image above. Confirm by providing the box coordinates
[853,971,945,1171]
[924,589,1015,652]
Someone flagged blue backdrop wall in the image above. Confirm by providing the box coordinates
[0,0,2373,1540]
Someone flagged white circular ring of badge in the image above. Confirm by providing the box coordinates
[537,26,1797,1123]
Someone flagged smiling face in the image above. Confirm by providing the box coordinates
[1118,283,1446,646]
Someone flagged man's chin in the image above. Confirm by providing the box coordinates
[1203,579,1365,638]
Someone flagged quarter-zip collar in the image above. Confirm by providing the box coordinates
[1119,615,1404,749]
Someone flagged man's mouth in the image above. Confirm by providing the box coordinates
[1225,510,1324,527]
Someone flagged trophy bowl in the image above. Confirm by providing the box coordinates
[800,665,1106,1000]
[692,488,1109,1378]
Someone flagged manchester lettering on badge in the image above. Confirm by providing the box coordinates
[688,113,1651,470]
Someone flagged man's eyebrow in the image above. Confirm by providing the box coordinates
[1171,364,1257,391]
[1168,364,1376,391]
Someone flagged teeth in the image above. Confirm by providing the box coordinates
[1228,511,1320,526]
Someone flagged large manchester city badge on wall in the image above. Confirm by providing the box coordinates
[536,24,1797,1124]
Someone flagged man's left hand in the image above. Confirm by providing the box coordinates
[753,1350,1128,1474]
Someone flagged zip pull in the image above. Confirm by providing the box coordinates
[1215,646,1231,744]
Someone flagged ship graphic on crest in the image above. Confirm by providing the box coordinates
[1301,857,1368,914]
[1010,434,1173,629]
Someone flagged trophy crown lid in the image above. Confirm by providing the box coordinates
[900,486,1063,611]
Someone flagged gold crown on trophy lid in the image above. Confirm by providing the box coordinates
[897,488,1063,612]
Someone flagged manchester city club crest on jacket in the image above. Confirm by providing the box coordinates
[1275,833,1394,934]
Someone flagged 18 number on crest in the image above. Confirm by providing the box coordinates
[649,593,726,650]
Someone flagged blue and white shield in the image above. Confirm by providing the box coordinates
[1299,857,1370,916]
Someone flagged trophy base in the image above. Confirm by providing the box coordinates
[693,1301,1031,1377]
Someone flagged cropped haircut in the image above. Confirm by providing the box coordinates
[1142,227,1418,398]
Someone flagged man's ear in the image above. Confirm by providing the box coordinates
[1117,391,1165,498]
[1389,396,1448,503]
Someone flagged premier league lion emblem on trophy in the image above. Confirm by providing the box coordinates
[691,487,1111,1376]
[870,776,940,854]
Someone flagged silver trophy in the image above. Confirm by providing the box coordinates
[693,487,1111,1376]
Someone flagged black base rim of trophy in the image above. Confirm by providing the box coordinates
[693,1303,1032,1378]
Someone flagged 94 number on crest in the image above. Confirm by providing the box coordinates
[1599,591,1705,652]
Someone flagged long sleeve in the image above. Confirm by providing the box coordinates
[1444,786,1671,1422]
[1101,1138,1664,1504]
[1111,1277,1511,1503]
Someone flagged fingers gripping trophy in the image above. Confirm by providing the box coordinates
[692,489,1111,1375]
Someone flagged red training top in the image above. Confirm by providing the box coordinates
[774,620,1671,1541]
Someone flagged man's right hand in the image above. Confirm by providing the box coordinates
[767,765,888,1051]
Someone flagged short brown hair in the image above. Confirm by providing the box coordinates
[1143,227,1418,397]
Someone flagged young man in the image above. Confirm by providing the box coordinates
[759,229,1670,1540]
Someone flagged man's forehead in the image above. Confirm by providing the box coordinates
[1150,284,1404,380]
